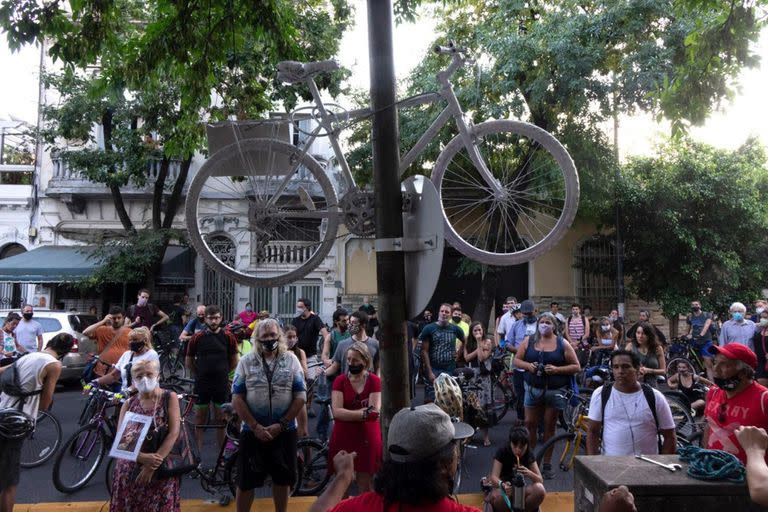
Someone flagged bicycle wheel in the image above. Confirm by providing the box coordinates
[488,380,510,426]
[53,423,107,493]
[431,120,579,265]
[185,138,340,288]
[664,395,696,440]
[294,438,330,496]
[20,411,62,468]
[105,456,115,496]
[534,431,586,484]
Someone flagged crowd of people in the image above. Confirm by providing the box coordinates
[5,292,768,511]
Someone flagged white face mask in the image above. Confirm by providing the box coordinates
[135,376,158,394]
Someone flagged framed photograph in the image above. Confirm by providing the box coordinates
[109,412,153,462]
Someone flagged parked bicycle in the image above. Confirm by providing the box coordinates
[19,409,62,468]
[186,41,579,287]
[53,385,126,492]
[666,337,708,376]
[154,330,187,379]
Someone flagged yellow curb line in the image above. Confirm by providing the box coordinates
[15,491,574,511]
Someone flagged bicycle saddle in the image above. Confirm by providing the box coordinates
[277,59,339,84]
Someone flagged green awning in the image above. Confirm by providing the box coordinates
[0,245,194,284]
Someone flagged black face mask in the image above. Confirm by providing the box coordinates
[22,313,33,320]
[261,338,280,352]
[452,316,462,323]
[129,341,144,352]
[524,315,536,324]
[714,375,742,391]
[197,315,205,321]
[348,364,365,375]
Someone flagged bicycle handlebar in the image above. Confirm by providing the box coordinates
[433,41,467,55]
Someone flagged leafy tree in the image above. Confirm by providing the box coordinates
[589,138,768,334]
[2,0,352,288]
[347,0,766,323]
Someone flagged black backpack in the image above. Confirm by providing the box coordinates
[600,382,661,452]
[0,357,41,400]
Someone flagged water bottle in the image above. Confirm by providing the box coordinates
[3,333,15,355]
[512,472,525,511]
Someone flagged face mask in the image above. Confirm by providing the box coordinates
[349,324,361,335]
[714,374,742,391]
[608,315,617,322]
[524,315,537,324]
[760,319,768,327]
[261,338,280,352]
[22,313,33,320]
[348,364,364,375]
[129,341,144,352]
[135,376,158,394]
[758,307,766,315]
[452,315,462,323]
[733,312,744,322]
[600,325,611,332]
[691,307,701,313]
[287,337,298,349]
[296,307,305,317]
[538,323,552,335]
[137,297,148,307]
[245,306,253,312]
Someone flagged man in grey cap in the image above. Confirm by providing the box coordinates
[309,403,477,512]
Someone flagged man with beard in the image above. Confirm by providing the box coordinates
[186,304,238,450]
[83,307,132,378]
[704,343,768,464]
[420,303,465,403]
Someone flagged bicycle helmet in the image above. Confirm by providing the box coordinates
[510,303,521,312]
[0,408,34,440]
[433,373,463,420]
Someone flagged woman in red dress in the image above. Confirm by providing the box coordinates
[328,341,382,493]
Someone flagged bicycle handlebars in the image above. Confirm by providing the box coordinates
[433,41,467,54]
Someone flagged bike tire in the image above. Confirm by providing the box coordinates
[294,437,330,496]
[20,410,62,468]
[53,423,108,493]
[488,380,510,427]
[105,456,115,496]
[664,394,696,440]
[431,120,579,266]
[534,431,586,483]
[185,138,340,288]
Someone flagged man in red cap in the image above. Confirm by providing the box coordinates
[703,343,768,464]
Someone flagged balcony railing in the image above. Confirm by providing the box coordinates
[257,241,316,265]
[50,155,184,187]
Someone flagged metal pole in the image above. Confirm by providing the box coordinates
[613,90,625,319]
[367,0,409,443]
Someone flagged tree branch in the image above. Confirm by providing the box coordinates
[152,156,169,230]
[102,110,135,233]
[162,157,192,230]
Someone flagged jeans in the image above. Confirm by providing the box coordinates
[512,370,526,419]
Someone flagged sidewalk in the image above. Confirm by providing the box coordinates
[14,492,574,511]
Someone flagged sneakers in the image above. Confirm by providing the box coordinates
[542,463,555,480]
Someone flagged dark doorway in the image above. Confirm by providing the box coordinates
[0,243,26,308]
[418,246,528,321]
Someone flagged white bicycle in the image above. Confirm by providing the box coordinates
[186,42,580,287]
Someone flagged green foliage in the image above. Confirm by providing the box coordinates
[596,139,768,318]
[75,229,184,290]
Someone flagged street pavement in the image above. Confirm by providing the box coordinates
[17,381,576,505]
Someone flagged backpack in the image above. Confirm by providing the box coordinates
[600,382,661,452]
[0,358,41,400]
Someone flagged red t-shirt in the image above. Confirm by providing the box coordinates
[327,492,481,512]
[705,381,768,464]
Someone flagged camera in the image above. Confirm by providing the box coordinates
[532,362,547,378]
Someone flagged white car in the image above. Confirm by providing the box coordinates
[1,310,99,382]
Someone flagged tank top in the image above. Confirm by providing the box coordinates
[631,344,660,384]
[0,352,58,417]
[523,336,570,389]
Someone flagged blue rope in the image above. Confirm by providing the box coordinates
[678,445,745,483]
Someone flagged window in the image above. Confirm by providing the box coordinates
[574,237,617,315]
[36,318,63,333]
[252,281,322,327]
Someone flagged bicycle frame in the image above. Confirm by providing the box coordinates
[227,51,504,210]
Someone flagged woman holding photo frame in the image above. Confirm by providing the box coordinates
[109,359,181,512]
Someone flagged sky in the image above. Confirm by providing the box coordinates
[1,5,767,159]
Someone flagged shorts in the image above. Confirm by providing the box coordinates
[0,438,22,491]
[194,379,229,408]
[693,339,714,359]
[237,429,298,490]
[523,382,567,410]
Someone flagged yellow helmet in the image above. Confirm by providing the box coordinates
[433,373,463,420]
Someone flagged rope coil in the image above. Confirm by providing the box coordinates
[678,445,746,483]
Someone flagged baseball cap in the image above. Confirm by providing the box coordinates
[387,403,474,463]
[520,300,535,314]
[708,343,757,369]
